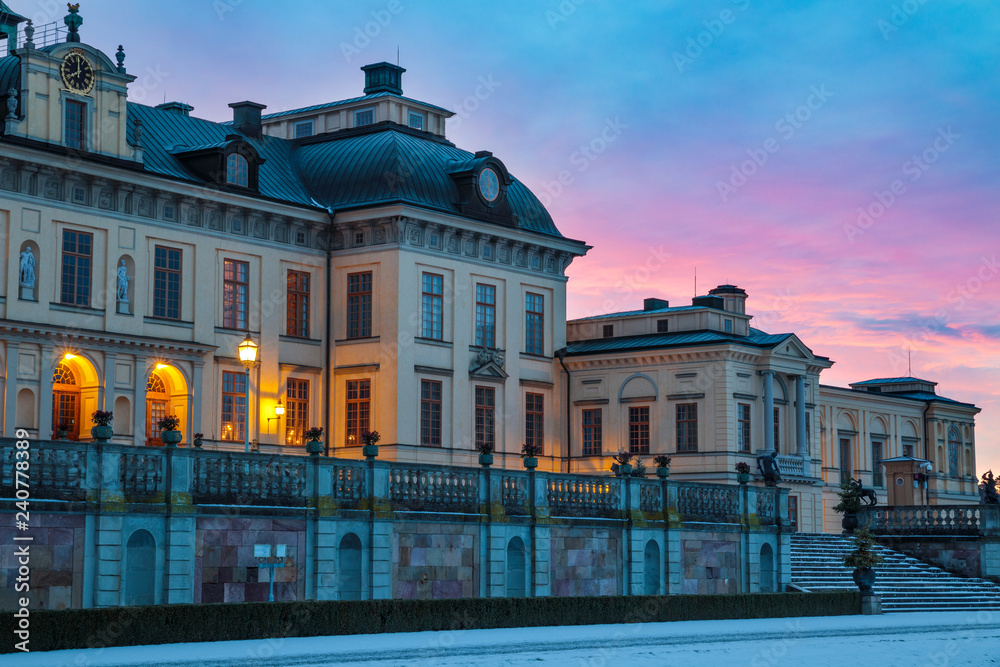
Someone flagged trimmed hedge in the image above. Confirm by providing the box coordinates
[3,591,860,653]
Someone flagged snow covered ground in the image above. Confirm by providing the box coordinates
[7,611,999,666]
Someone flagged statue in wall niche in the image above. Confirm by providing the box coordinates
[116,260,130,303]
[18,247,35,288]
[980,470,999,505]
[756,451,782,486]
[6,87,17,119]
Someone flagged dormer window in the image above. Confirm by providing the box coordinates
[294,121,314,138]
[408,112,424,130]
[227,153,249,187]
[355,108,374,127]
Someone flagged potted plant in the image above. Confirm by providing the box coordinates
[654,455,671,479]
[304,426,324,456]
[158,414,182,447]
[91,410,114,443]
[477,441,494,467]
[54,422,70,440]
[193,432,204,449]
[833,479,862,534]
[361,430,380,459]
[844,526,884,595]
[521,442,542,469]
[736,461,752,484]
[630,457,648,478]
[612,449,634,477]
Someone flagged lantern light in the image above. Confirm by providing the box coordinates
[238,333,258,368]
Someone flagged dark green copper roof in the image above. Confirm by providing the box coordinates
[564,327,794,356]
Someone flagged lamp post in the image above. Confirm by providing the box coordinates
[237,333,259,454]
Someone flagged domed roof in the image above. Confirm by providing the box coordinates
[293,125,564,238]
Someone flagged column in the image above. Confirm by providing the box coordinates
[761,370,774,453]
[103,352,117,412]
[794,375,808,457]
[133,354,148,446]
[191,360,204,439]
[39,344,55,439]
[3,342,18,436]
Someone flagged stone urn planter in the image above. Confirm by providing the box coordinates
[842,511,859,534]
[522,456,538,470]
[852,567,876,594]
[161,430,183,447]
[656,466,671,479]
[737,472,751,485]
[305,439,323,456]
[478,452,494,467]
[618,463,633,477]
[362,444,379,460]
[193,434,204,449]
[91,424,113,443]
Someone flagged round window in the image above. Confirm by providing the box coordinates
[895,477,904,486]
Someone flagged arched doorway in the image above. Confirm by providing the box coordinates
[339,533,362,600]
[643,540,660,595]
[144,365,189,447]
[146,372,168,447]
[506,537,526,598]
[52,362,80,439]
[124,530,156,605]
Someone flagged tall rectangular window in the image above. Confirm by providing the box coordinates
[676,403,698,452]
[345,379,371,446]
[421,273,443,340]
[475,283,496,347]
[525,393,544,454]
[475,386,495,451]
[525,292,544,355]
[221,370,247,442]
[839,437,853,483]
[153,246,181,319]
[582,409,602,456]
[286,270,310,338]
[805,411,811,446]
[223,259,249,330]
[788,496,799,532]
[629,406,650,454]
[285,379,309,446]
[872,440,884,488]
[65,100,85,150]
[420,380,442,447]
[347,272,372,339]
[60,229,92,307]
[773,407,780,452]
[737,403,752,453]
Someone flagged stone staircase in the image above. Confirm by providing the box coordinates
[790,532,1000,613]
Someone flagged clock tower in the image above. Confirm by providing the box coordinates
[2,4,137,161]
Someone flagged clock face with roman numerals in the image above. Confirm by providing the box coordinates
[60,50,95,95]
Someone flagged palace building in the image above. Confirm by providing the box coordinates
[0,5,981,535]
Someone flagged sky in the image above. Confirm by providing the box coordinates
[27,0,999,478]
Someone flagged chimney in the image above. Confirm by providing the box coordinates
[708,284,748,314]
[155,101,194,117]
[361,62,405,96]
[229,101,267,139]
[643,298,669,311]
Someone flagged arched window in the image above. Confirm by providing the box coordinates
[146,372,167,447]
[947,428,960,477]
[339,533,362,600]
[226,153,248,187]
[643,540,660,595]
[52,362,80,439]
[125,530,156,606]
[506,537,526,598]
[760,543,775,593]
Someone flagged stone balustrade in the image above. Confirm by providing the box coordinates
[860,505,999,536]
[0,438,789,527]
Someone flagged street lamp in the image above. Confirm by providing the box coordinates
[237,333,259,453]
